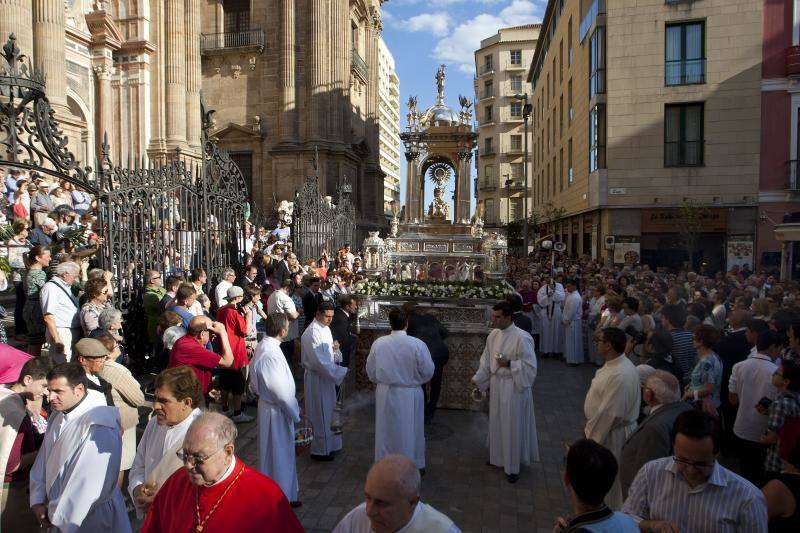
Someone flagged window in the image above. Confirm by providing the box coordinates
[485,199,495,223]
[559,95,564,137]
[484,137,494,153]
[589,26,606,98]
[510,103,523,118]
[510,135,522,152]
[559,40,564,81]
[510,49,522,65]
[559,148,564,191]
[223,0,250,33]
[589,104,606,172]
[665,103,703,166]
[230,151,253,196]
[510,163,523,181]
[483,164,493,184]
[510,76,522,92]
[568,18,573,66]
[510,198,522,220]
[665,22,705,85]
[568,139,573,185]
[484,54,493,71]
[552,155,557,195]
[483,80,493,99]
[485,105,493,123]
[568,79,573,124]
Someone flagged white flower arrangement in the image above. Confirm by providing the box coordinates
[354,279,514,300]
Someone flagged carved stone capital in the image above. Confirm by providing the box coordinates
[93,64,113,80]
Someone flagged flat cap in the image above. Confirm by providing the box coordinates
[74,338,108,358]
[226,285,244,299]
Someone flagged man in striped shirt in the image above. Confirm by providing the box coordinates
[660,304,697,387]
[623,410,767,532]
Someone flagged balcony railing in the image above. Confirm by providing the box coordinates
[788,161,800,191]
[352,48,369,80]
[665,59,706,86]
[200,29,265,54]
[787,46,800,77]
[480,89,495,100]
[481,147,496,156]
[478,181,497,191]
[579,0,606,42]
[479,64,494,76]
[505,146,523,155]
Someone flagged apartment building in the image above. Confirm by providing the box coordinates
[528,0,762,271]
[378,37,402,221]
[474,25,540,228]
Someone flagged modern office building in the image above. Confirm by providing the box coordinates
[528,0,762,271]
[378,37,402,221]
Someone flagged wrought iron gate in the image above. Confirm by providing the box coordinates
[1,34,248,311]
[292,153,356,262]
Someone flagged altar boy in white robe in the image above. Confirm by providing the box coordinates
[472,301,539,483]
[562,279,584,366]
[301,301,348,460]
[584,327,640,510]
[128,366,203,519]
[367,308,435,471]
[251,313,302,506]
[537,276,565,358]
[30,362,131,533]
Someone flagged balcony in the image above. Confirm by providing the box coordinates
[480,89,495,100]
[505,147,523,155]
[506,180,525,190]
[352,48,369,82]
[665,59,706,86]
[200,29,265,55]
[579,0,605,42]
[480,147,496,157]
[506,62,526,71]
[478,64,495,76]
[479,119,496,128]
[478,181,498,191]
[787,161,800,191]
[787,46,800,77]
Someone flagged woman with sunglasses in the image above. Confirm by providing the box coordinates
[80,277,112,337]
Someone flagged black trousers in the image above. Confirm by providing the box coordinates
[424,360,446,420]
[736,436,769,487]
[280,340,294,366]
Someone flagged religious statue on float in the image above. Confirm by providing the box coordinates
[427,162,452,222]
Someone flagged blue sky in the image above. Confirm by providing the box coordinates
[381,0,546,212]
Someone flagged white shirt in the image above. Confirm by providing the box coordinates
[333,501,461,533]
[215,280,232,308]
[40,277,80,328]
[268,290,298,341]
[729,353,779,442]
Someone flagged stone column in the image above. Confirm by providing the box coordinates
[32,0,68,112]
[147,0,167,159]
[0,1,33,58]
[165,0,186,145]
[404,153,417,222]
[185,0,201,149]
[93,63,113,154]
[455,151,472,222]
[279,0,296,143]
[308,0,328,141]
[330,0,348,142]
[363,9,382,222]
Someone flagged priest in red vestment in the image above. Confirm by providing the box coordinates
[142,412,303,533]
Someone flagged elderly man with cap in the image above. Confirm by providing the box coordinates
[562,279,584,366]
[0,353,53,530]
[75,338,115,406]
[30,181,54,228]
[40,262,82,363]
[216,285,253,423]
[333,454,460,533]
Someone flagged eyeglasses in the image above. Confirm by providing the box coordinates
[177,446,224,466]
[672,456,715,474]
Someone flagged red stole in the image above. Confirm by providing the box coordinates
[141,460,303,533]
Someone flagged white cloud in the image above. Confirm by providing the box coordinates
[399,12,451,38]
[432,0,545,74]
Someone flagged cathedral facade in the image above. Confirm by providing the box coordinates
[200,0,387,227]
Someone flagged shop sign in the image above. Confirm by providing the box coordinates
[726,235,754,271]
[641,208,728,233]
[613,237,641,265]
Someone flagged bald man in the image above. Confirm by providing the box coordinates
[332,455,460,533]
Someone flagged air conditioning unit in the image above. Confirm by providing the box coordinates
[604,235,616,250]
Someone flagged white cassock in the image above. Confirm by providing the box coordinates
[366,330,435,469]
[301,319,348,456]
[472,324,539,475]
[250,336,301,502]
[30,390,132,533]
[333,501,462,533]
[537,283,565,354]
[562,290,584,364]
[127,407,202,518]
[584,354,641,510]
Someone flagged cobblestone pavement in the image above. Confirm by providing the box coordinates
[234,358,596,533]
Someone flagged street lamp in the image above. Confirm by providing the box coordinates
[504,174,512,226]
[514,93,533,255]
